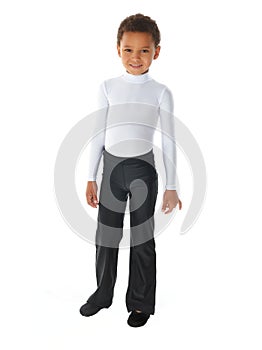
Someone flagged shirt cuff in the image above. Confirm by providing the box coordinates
[165,185,177,190]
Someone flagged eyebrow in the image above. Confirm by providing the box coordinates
[123,46,151,49]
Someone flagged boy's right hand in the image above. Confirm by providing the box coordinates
[86,181,99,208]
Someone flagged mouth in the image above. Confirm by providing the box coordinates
[130,64,143,69]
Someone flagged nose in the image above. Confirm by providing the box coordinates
[132,51,141,60]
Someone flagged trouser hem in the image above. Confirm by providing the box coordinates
[86,297,112,309]
[126,302,155,315]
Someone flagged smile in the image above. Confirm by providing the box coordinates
[130,64,143,68]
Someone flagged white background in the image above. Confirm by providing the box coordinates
[1,0,262,349]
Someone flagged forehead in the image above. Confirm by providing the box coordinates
[120,31,154,47]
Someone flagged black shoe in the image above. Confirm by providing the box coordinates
[79,302,104,317]
[127,310,150,327]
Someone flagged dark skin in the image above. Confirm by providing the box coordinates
[86,31,182,312]
[87,31,182,213]
[86,182,182,212]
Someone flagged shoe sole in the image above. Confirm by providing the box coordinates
[127,317,150,327]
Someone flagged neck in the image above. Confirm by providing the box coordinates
[122,70,152,83]
[126,69,149,75]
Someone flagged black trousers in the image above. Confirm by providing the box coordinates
[87,148,158,315]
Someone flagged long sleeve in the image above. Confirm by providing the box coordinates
[86,81,108,181]
[159,87,177,190]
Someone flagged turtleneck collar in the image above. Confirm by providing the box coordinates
[122,70,152,83]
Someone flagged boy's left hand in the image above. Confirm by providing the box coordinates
[161,190,182,214]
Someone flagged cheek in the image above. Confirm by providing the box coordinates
[121,53,128,61]
[144,56,152,63]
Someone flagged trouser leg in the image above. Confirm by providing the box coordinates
[87,242,119,308]
[87,169,128,307]
[126,174,158,315]
[126,239,157,315]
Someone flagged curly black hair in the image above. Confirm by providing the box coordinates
[117,13,161,48]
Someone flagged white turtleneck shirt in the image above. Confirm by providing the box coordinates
[87,70,177,190]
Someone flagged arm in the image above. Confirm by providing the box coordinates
[86,82,108,208]
[159,87,182,214]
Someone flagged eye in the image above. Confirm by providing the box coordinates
[124,49,132,53]
[142,49,149,53]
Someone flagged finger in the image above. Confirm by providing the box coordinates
[88,199,95,208]
[165,203,177,214]
[91,196,99,208]
[162,201,169,211]
[87,201,95,208]
[87,194,97,208]
[163,204,171,214]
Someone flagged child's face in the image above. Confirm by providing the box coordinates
[117,32,160,75]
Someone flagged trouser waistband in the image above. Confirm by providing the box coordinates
[103,148,155,167]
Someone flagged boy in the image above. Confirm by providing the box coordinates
[80,13,182,327]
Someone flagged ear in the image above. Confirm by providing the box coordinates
[153,45,161,60]
[117,45,121,57]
